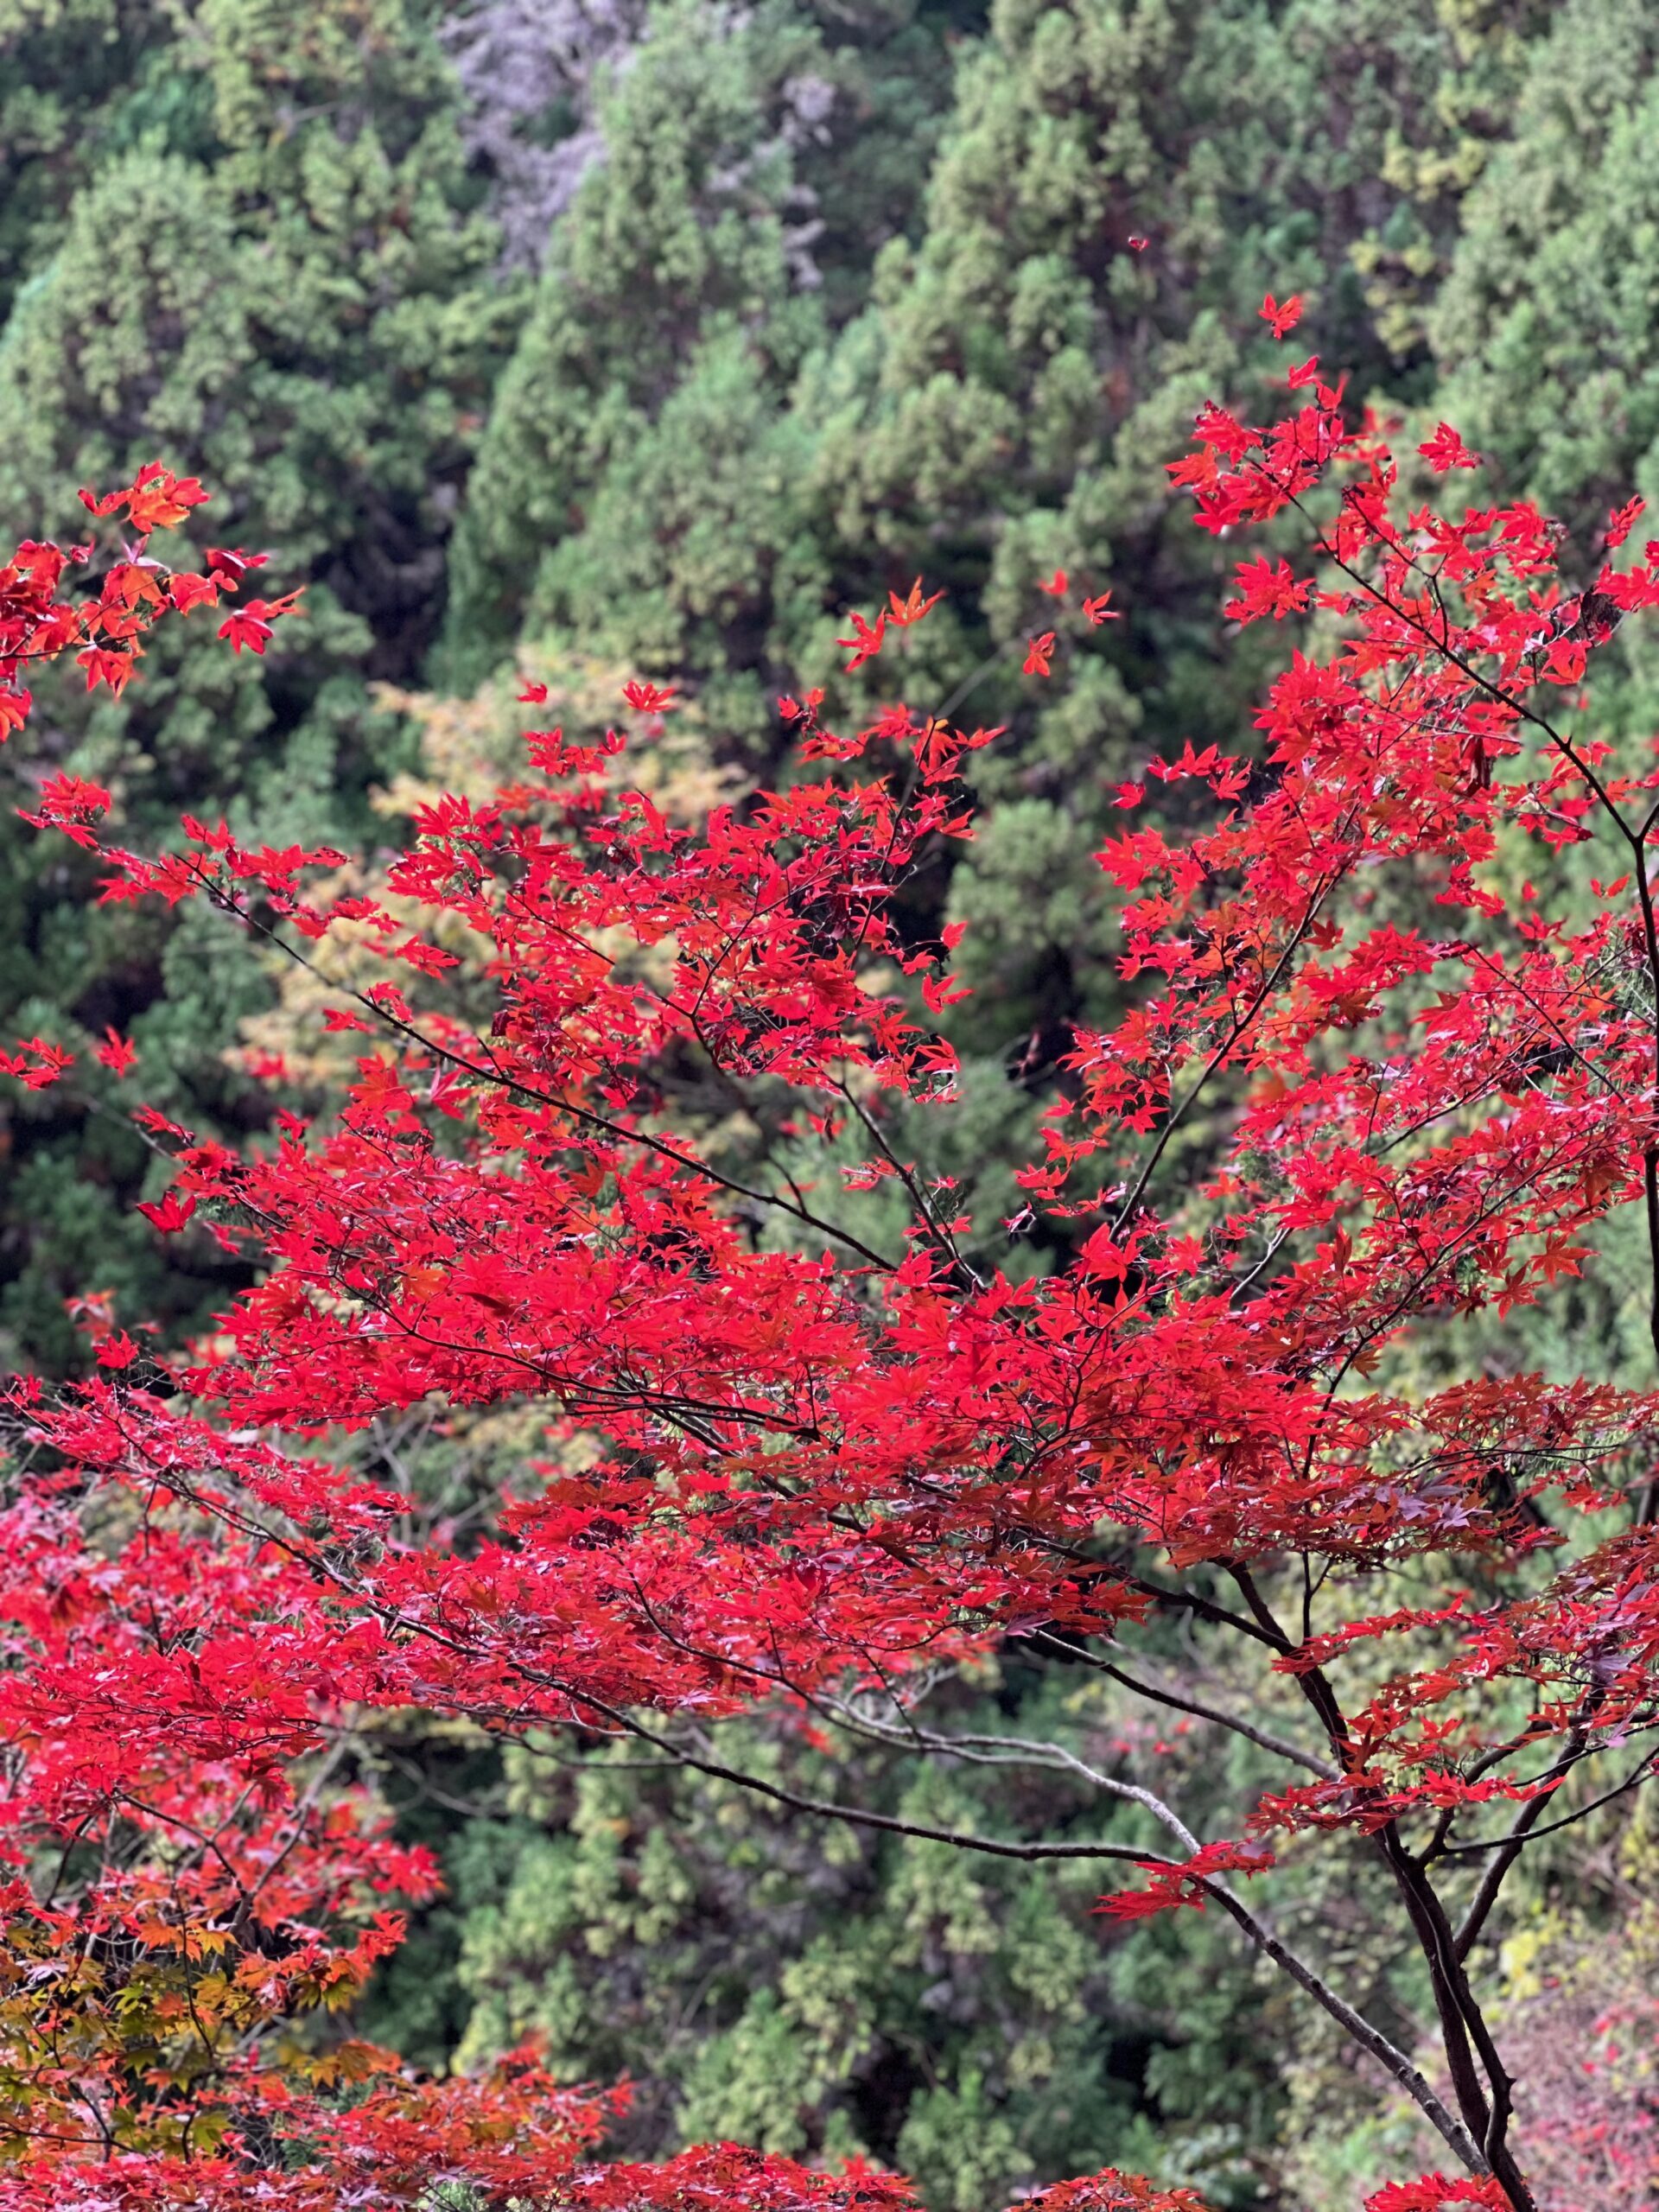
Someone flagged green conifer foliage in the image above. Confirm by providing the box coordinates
[0,0,507,1364]
[444,0,967,737]
[363,1688,1288,2212]
[0,0,183,321]
[801,0,1496,1051]
[1429,0,1659,535]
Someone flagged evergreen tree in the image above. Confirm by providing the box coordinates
[444,0,970,734]
[0,0,508,1364]
[0,0,184,321]
[1429,0,1659,538]
[799,0,1488,1053]
[362,1685,1298,2212]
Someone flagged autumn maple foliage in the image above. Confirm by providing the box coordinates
[5,325,1659,2211]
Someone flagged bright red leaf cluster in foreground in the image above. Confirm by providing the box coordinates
[3,336,1659,2211]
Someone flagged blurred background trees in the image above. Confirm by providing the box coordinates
[3,1,1656,2202]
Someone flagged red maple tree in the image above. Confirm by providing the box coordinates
[2,345,1658,2210]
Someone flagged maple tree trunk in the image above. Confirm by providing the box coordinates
[1236,1571,1534,2205]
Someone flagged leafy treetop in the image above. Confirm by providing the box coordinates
[3,336,1659,2212]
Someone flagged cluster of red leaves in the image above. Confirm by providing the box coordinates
[0,468,299,1094]
[1093,1840,1274,1922]
[0,464,295,734]
[7,2049,625,2210]
[1365,2180,1509,2211]
[7,362,1659,2206]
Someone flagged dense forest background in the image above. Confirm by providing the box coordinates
[5,1,1659,2205]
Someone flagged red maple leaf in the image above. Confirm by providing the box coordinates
[887,577,944,627]
[1258,291,1303,340]
[1418,422,1480,474]
[94,1027,138,1076]
[623,679,678,713]
[136,1191,197,1234]
[836,608,886,671]
[218,602,276,654]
